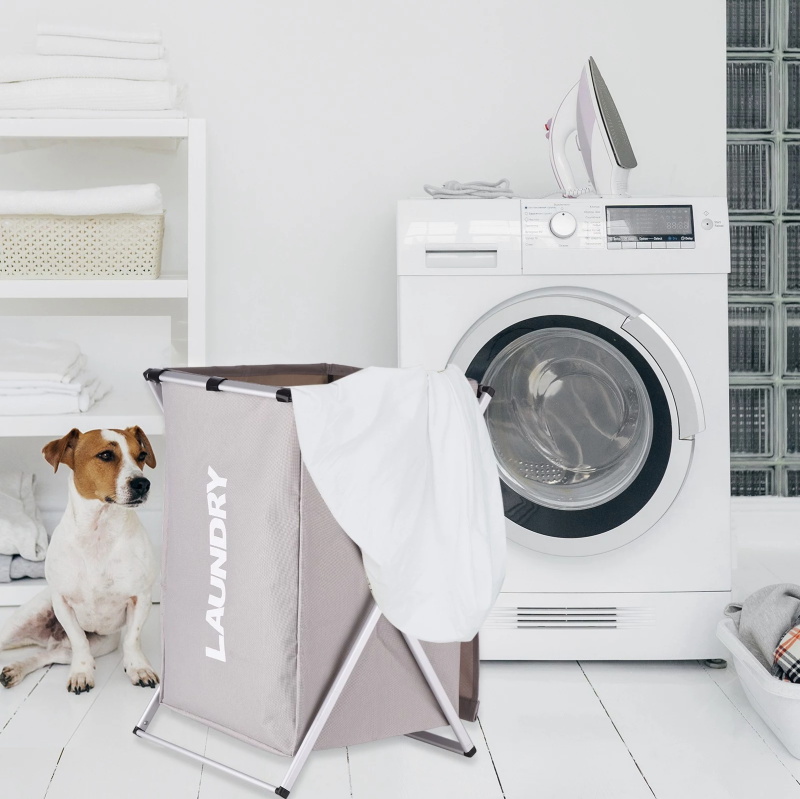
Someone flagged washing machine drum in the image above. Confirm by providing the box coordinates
[484,328,653,511]
[464,312,678,550]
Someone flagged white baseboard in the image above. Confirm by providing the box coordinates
[732,497,800,549]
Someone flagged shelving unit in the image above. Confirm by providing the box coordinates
[0,117,206,605]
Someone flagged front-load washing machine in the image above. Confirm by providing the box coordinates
[397,196,731,660]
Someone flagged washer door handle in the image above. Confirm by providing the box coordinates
[622,313,705,439]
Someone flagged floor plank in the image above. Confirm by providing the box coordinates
[478,661,654,799]
[0,745,64,799]
[581,660,800,799]
[347,720,502,799]
[45,610,206,799]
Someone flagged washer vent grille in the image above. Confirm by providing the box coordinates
[486,606,655,630]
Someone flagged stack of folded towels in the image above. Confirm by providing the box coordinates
[0,339,110,415]
[0,472,48,582]
[0,23,180,115]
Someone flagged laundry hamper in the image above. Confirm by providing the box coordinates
[134,363,490,796]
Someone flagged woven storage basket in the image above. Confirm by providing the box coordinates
[0,213,164,279]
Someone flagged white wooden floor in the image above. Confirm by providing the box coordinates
[2,543,799,799]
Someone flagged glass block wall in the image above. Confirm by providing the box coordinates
[727,0,800,495]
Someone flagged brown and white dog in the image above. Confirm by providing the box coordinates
[0,427,159,693]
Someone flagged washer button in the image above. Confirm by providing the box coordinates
[681,241,696,249]
[622,242,637,249]
[666,242,681,249]
[607,241,622,249]
[652,241,667,249]
[701,219,714,230]
[636,242,652,249]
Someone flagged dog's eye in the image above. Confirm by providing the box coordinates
[137,452,148,462]
[96,450,115,462]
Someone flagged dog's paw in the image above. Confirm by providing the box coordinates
[126,664,159,688]
[0,664,23,688]
[66,670,94,694]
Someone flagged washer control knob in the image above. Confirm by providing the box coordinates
[549,212,577,239]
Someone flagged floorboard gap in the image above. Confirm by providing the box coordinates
[42,746,65,798]
[477,717,506,798]
[0,663,50,735]
[577,662,658,798]
[346,746,354,797]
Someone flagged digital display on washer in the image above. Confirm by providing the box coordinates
[606,205,694,243]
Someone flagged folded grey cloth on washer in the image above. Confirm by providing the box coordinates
[423,178,516,199]
[726,584,800,672]
[0,553,46,582]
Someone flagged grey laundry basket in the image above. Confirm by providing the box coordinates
[133,363,487,797]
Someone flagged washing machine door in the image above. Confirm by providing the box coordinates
[450,289,704,556]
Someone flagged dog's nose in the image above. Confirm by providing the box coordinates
[129,477,150,497]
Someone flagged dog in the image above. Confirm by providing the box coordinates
[0,427,159,694]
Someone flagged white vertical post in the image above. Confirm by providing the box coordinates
[186,118,207,366]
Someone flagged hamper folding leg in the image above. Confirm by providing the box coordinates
[132,364,493,796]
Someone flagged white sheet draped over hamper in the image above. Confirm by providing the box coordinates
[292,365,506,643]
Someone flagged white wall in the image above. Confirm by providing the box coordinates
[0,0,726,368]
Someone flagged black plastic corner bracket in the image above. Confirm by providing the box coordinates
[464,746,477,758]
[132,725,142,736]
[276,388,293,403]
[205,377,227,391]
[478,384,496,399]
[143,368,166,384]
[275,787,290,798]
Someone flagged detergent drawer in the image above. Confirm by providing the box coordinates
[397,198,522,275]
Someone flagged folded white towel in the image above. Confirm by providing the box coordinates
[0,339,83,382]
[37,35,164,60]
[0,369,98,396]
[0,54,169,83]
[0,184,163,215]
[0,473,48,561]
[37,23,162,44]
[0,78,176,110]
[0,378,110,415]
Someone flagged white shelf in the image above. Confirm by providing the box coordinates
[0,275,188,299]
[0,411,164,438]
[0,577,46,605]
[0,118,189,139]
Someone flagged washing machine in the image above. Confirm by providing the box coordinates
[397,196,731,660]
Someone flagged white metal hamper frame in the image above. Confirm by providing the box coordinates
[133,367,495,797]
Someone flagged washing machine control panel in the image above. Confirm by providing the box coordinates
[522,200,702,253]
[523,200,606,250]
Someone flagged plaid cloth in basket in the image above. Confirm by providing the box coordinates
[774,625,800,682]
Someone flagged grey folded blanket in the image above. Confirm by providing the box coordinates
[0,553,46,582]
[726,583,800,673]
[423,178,516,199]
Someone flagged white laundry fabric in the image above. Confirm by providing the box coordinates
[0,339,84,382]
[291,365,506,643]
[0,369,98,396]
[37,23,162,44]
[0,375,110,415]
[0,184,163,215]
[37,35,164,60]
[0,54,169,83]
[0,473,48,561]
[0,78,176,110]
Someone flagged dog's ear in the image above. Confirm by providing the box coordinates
[126,426,156,469]
[42,429,81,472]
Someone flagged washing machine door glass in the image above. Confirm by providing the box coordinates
[484,328,653,510]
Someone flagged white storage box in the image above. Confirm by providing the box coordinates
[0,213,164,279]
[717,617,800,757]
